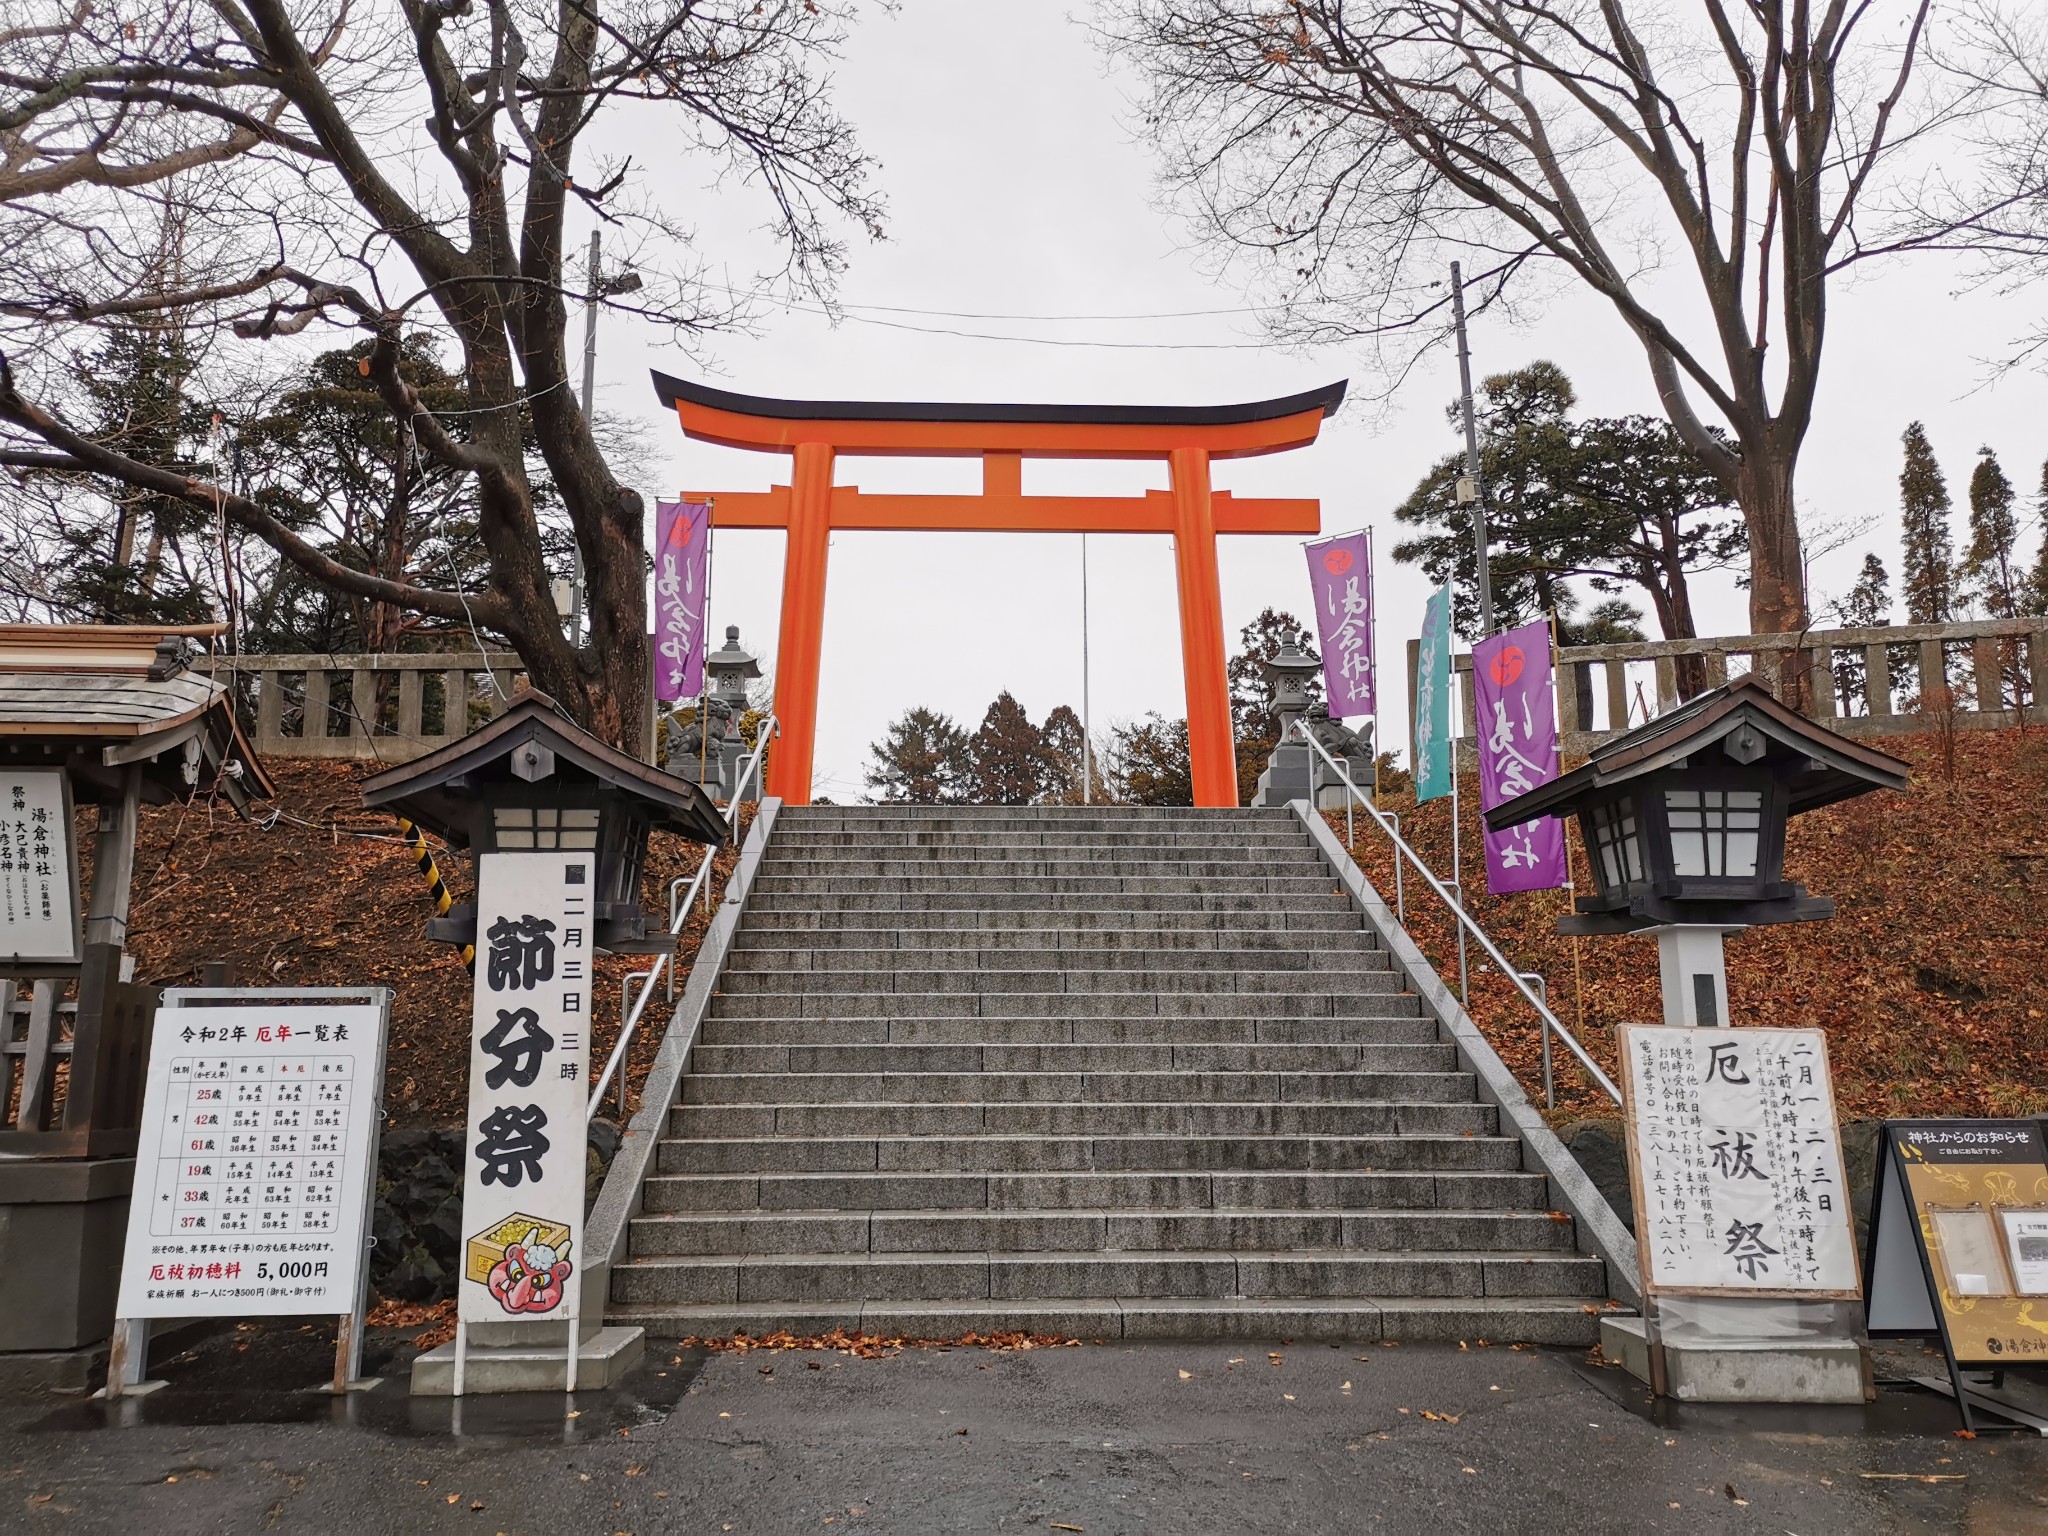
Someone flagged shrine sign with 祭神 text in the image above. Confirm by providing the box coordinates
[1617,1023,1861,1299]
[1,767,81,966]
[458,852,593,1326]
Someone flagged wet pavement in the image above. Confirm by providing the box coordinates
[1,1322,2045,1533]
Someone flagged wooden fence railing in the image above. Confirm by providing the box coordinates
[1409,617,2048,756]
[201,652,526,762]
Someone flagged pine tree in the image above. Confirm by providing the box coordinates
[863,707,972,804]
[968,692,1054,805]
[1963,447,2022,618]
[1898,422,1955,624]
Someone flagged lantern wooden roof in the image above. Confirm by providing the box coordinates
[1486,675,1909,832]
[0,624,273,808]
[360,689,725,847]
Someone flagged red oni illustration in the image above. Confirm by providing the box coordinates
[487,1227,573,1314]
[1488,645,1525,687]
[1321,546,1353,576]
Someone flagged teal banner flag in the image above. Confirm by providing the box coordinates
[1413,582,1454,803]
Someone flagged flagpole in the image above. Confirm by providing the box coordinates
[1080,532,1093,805]
[1448,583,1469,1005]
[1367,527,1380,802]
[1548,610,1588,1046]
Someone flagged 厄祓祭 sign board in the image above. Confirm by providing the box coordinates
[0,768,81,966]
[1866,1120,2048,1365]
[116,996,390,1319]
[1616,1023,1859,1299]
[457,852,592,1326]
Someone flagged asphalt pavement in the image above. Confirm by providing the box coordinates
[1,1322,2044,1533]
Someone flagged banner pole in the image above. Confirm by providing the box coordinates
[1448,583,1469,1003]
[1081,532,1093,805]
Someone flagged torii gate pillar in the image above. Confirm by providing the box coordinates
[656,375,1347,808]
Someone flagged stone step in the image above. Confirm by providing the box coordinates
[721,945,1386,973]
[731,926,1375,953]
[680,1069,1470,1107]
[751,891,1352,915]
[698,1016,1439,1047]
[715,966,1392,998]
[640,1168,1553,1214]
[740,908,1364,933]
[689,1042,1446,1075]
[610,1248,1607,1305]
[775,830,1316,851]
[626,1207,1577,1257]
[607,1296,1605,1345]
[777,809,1290,829]
[761,847,1318,872]
[709,989,1407,1020]
[668,1100,1497,1140]
[656,1133,1524,1175]
[750,874,1342,897]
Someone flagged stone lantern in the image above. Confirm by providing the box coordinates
[664,626,764,800]
[1249,639,1324,808]
[1483,675,1908,1024]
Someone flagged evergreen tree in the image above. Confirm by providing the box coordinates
[863,707,972,804]
[2028,460,2048,617]
[1108,715,1193,806]
[968,691,1055,805]
[1825,553,1896,713]
[1898,422,1955,624]
[1391,362,1743,644]
[1963,447,2023,618]
[1038,704,1091,803]
[49,322,216,626]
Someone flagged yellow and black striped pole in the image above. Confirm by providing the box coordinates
[396,816,475,971]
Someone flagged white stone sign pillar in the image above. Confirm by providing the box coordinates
[453,852,592,1394]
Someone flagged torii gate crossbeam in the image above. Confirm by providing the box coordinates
[655,373,1346,808]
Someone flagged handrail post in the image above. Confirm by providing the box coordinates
[618,969,655,1115]
[1386,811,1404,925]
[1521,972,1553,1109]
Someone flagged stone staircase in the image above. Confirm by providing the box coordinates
[607,805,1613,1342]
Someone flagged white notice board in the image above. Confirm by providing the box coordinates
[1616,1023,1860,1299]
[0,768,81,965]
[116,994,389,1319]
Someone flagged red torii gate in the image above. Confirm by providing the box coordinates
[655,374,1346,808]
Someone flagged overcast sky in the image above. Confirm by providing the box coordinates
[591,3,2048,802]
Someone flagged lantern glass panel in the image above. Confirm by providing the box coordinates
[1664,788,1764,877]
[1587,797,1644,891]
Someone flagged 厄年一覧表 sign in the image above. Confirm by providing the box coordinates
[458,852,593,1324]
[1617,1023,1859,1298]
[116,998,388,1318]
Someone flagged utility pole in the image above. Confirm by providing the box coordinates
[1450,261,1496,638]
[572,228,601,649]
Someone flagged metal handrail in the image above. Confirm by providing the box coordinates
[1292,721,1620,1106]
[586,714,779,1117]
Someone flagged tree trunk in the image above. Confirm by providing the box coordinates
[1736,446,1814,710]
[1736,449,1807,635]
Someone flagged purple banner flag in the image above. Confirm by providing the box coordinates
[653,499,711,702]
[1472,619,1568,894]
[1306,531,1374,718]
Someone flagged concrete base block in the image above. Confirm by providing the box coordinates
[0,1342,109,1396]
[1601,1315,1870,1404]
[409,1325,645,1396]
